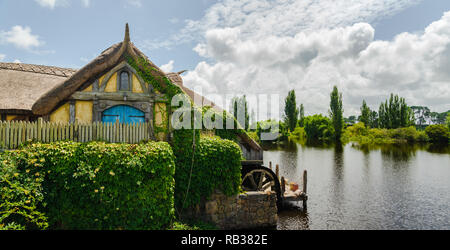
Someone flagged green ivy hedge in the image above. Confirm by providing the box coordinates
[0,141,176,230]
[175,137,242,210]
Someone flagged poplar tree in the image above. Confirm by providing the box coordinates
[378,94,415,129]
[299,104,305,127]
[329,86,344,141]
[359,100,371,127]
[284,90,299,132]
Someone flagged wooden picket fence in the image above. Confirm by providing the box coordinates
[0,118,154,150]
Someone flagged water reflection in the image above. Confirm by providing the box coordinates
[267,142,450,230]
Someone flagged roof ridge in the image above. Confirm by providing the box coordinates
[0,62,78,77]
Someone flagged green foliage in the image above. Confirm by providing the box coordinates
[128,55,244,212]
[446,113,450,130]
[359,100,378,128]
[0,152,48,230]
[344,124,430,145]
[329,86,344,141]
[304,115,334,142]
[284,90,299,132]
[246,131,259,143]
[256,120,289,143]
[425,125,450,144]
[230,96,250,131]
[289,127,306,141]
[298,104,305,127]
[175,137,242,210]
[344,115,357,126]
[171,220,217,230]
[378,94,415,129]
[360,100,371,127]
[1,141,176,230]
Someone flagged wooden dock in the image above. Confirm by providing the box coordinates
[270,161,308,210]
[279,170,308,209]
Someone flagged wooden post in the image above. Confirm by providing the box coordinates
[269,161,272,170]
[281,177,285,197]
[37,117,43,142]
[303,170,307,194]
[303,170,308,210]
[276,164,279,180]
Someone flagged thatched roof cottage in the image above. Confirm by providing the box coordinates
[0,24,262,160]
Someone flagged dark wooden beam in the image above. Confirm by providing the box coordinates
[71,91,168,102]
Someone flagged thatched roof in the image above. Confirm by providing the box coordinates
[1,24,262,152]
[166,71,262,152]
[0,62,76,114]
[32,23,168,115]
[166,72,223,112]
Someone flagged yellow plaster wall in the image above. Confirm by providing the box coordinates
[6,115,17,121]
[132,74,144,93]
[99,74,106,86]
[104,73,117,92]
[50,103,70,123]
[75,101,93,124]
[83,85,93,92]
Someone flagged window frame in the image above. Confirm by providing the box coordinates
[117,69,132,92]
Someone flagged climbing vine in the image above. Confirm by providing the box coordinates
[127,55,247,210]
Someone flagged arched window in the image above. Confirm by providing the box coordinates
[119,71,130,91]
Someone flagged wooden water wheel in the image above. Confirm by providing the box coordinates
[241,163,283,210]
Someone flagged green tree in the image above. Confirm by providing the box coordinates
[378,94,414,129]
[447,113,450,130]
[359,100,371,127]
[425,125,450,144]
[370,110,378,128]
[230,95,249,130]
[298,104,305,127]
[329,86,344,141]
[304,115,334,142]
[284,90,299,132]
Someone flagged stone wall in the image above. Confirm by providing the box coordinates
[182,191,278,229]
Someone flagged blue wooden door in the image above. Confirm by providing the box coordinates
[102,105,145,124]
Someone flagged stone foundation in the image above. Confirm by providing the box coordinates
[182,191,278,229]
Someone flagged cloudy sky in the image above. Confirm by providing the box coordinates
[1,0,449,117]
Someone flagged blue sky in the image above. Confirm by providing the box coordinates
[1,0,450,115]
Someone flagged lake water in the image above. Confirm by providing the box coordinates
[263,142,450,230]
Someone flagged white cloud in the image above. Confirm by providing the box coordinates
[184,11,450,116]
[0,26,43,50]
[0,54,5,61]
[143,0,422,50]
[13,59,21,63]
[160,60,175,72]
[81,0,90,7]
[34,0,69,9]
[35,0,92,8]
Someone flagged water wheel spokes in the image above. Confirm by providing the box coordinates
[242,169,276,192]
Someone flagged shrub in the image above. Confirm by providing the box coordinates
[175,137,242,210]
[256,120,288,142]
[290,127,306,141]
[425,125,450,144]
[1,141,176,230]
[389,126,420,142]
[0,152,48,230]
[346,122,369,137]
[304,115,334,142]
